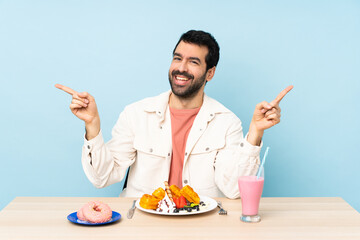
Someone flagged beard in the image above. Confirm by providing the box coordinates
[168,70,207,99]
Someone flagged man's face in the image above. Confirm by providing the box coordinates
[168,41,209,99]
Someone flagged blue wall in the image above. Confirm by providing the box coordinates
[1,0,359,212]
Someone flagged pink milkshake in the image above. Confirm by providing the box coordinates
[238,176,264,222]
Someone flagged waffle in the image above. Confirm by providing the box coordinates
[180,185,200,204]
[152,187,165,200]
[169,184,182,198]
[139,194,160,210]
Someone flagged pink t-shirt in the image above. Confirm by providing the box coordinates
[168,107,201,188]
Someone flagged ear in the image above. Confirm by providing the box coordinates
[205,66,216,82]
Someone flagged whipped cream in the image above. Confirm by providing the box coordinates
[156,184,176,213]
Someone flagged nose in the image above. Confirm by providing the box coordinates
[177,60,188,73]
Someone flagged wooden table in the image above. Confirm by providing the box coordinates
[0,197,359,239]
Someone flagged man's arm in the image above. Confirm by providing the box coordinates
[214,116,261,199]
[55,84,134,188]
[214,86,293,198]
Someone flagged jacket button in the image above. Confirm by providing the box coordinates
[185,152,188,156]
[149,148,153,152]
[210,114,213,117]
[240,143,244,147]
[205,147,209,151]
[168,153,171,156]
[87,145,91,149]
[184,180,188,184]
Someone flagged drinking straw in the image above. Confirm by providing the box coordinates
[257,146,270,179]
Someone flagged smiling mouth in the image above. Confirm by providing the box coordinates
[175,75,190,81]
[173,75,193,87]
[171,70,194,81]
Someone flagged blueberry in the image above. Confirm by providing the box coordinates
[186,208,192,212]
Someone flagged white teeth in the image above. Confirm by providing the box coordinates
[176,76,189,81]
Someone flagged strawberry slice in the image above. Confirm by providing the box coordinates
[179,196,187,208]
[173,197,180,208]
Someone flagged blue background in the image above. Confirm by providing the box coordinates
[1,0,359,212]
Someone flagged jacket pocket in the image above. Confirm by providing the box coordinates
[187,138,225,191]
[191,137,225,155]
[132,137,169,189]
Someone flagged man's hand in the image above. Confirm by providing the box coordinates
[247,85,293,146]
[55,84,100,140]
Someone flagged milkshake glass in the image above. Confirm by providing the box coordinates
[238,173,264,223]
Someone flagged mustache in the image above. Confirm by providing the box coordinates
[171,70,194,80]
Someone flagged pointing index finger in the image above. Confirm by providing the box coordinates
[271,85,294,105]
[55,84,77,96]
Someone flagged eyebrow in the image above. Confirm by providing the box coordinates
[173,53,201,63]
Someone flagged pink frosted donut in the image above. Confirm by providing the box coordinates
[81,201,112,223]
[76,206,86,221]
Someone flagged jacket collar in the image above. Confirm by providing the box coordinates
[143,90,172,122]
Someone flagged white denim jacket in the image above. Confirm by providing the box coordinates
[81,91,261,199]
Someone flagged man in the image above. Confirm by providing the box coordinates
[56,30,292,199]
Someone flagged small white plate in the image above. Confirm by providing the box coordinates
[135,196,217,216]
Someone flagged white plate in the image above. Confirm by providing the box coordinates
[135,195,217,216]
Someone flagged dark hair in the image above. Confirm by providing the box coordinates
[173,30,220,71]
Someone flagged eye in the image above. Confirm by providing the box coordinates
[173,56,181,61]
[191,60,199,65]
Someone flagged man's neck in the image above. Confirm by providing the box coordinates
[169,92,204,109]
